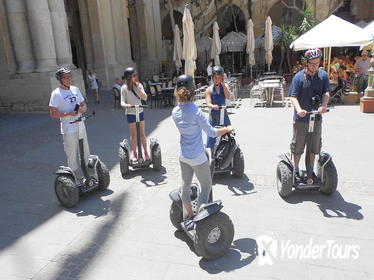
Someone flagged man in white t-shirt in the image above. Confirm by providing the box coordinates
[49,67,88,186]
[354,50,371,95]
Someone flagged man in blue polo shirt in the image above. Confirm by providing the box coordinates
[289,48,330,184]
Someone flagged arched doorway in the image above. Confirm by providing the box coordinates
[66,0,87,87]
[161,11,183,40]
[216,4,246,36]
[216,4,246,73]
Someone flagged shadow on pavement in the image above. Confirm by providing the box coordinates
[199,238,258,273]
[285,191,363,220]
[122,166,168,187]
[67,189,114,218]
[213,174,256,196]
[40,192,128,279]
[0,92,172,253]
[174,229,197,256]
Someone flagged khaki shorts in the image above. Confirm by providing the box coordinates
[290,120,322,155]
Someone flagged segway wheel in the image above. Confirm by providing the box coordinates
[152,144,162,171]
[169,201,183,230]
[318,161,338,195]
[55,175,79,208]
[276,161,293,198]
[97,161,110,191]
[232,148,244,178]
[119,146,129,176]
[194,212,234,260]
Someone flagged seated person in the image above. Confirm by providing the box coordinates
[338,65,348,81]
[113,77,123,91]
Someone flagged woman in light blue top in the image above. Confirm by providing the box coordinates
[172,75,233,220]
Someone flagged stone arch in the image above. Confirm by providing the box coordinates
[268,0,305,27]
[216,3,246,37]
[251,0,280,36]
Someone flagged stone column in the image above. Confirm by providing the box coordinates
[78,0,94,69]
[25,0,57,72]
[132,0,163,78]
[48,0,73,67]
[4,0,34,73]
[110,0,134,67]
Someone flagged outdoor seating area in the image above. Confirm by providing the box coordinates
[250,72,287,107]
[146,78,175,108]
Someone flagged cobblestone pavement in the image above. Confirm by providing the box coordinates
[0,93,373,280]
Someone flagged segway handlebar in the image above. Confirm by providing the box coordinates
[69,111,95,124]
[199,105,235,109]
[306,108,330,115]
[127,105,148,108]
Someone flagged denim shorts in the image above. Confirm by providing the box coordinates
[126,112,144,123]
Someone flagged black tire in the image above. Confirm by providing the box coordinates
[318,161,338,195]
[194,212,234,260]
[169,201,183,230]
[119,146,129,176]
[232,148,244,177]
[97,161,110,191]
[152,145,162,171]
[276,161,293,198]
[55,175,79,208]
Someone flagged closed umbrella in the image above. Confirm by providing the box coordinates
[246,19,255,79]
[211,22,221,66]
[173,25,182,74]
[264,16,273,72]
[182,7,197,78]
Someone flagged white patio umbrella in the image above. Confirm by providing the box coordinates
[173,25,182,74]
[211,21,221,66]
[246,19,255,79]
[264,16,273,72]
[182,7,197,78]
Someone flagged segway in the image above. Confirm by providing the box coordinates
[169,182,234,260]
[55,111,110,208]
[276,109,338,198]
[203,105,244,178]
[119,105,161,176]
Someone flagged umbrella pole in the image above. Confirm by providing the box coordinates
[327,47,332,76]
[232,52,234,73]
[250,65,253,81]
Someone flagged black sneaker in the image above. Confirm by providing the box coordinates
[306,172,319,185]
[294,170,301,184]
[312,172,320,184]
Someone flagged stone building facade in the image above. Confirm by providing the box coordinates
[0,0,164,111]
[0,0,372,111]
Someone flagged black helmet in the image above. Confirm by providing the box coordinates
[212,66,224,76]
[55,67,71,80]
[123,67,136,80]
[176,74,194,92]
